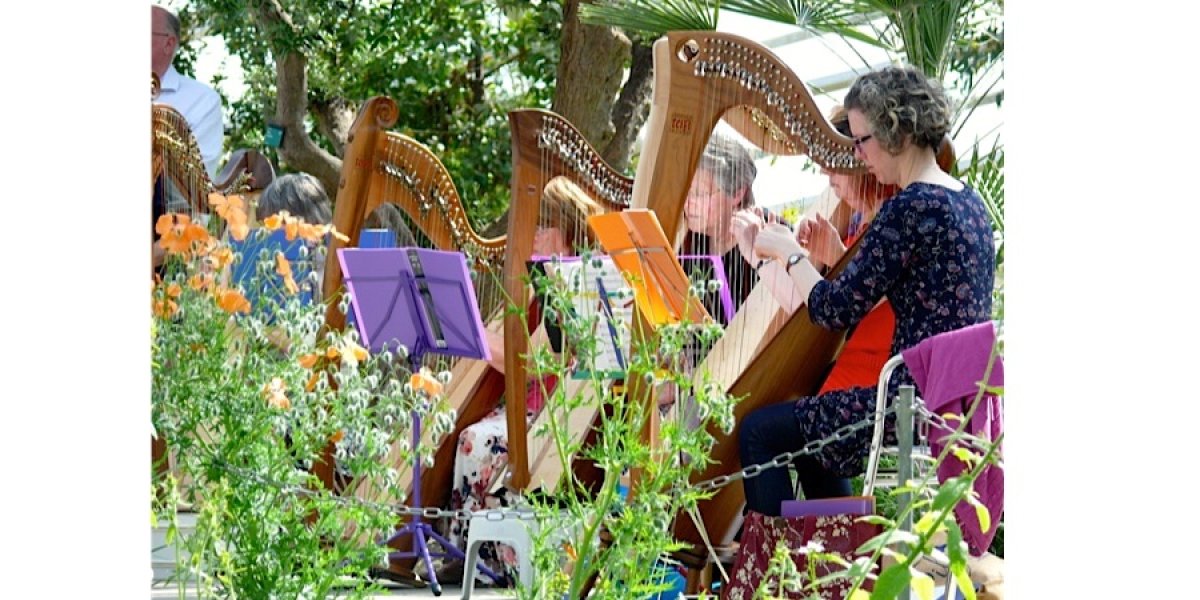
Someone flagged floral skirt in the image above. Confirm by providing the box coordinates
[444,405,535,586]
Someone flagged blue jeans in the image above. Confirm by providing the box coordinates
[738,400,852,516]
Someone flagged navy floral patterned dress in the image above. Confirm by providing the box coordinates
[799,182,996,477]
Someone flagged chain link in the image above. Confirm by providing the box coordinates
[690,403,897,494]
[913,403,1005,467]
[197,396,1005,524]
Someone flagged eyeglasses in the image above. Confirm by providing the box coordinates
[851,134,874,151]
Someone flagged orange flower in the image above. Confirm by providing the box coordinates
[275,252,299,295]
[283,218,300,241]
[326,346,341,359]
[166,283,182,298]
[347,341,368,362]
[409,369,444,397]
[188,273,214,291]
[262,377,291,410]
[305,371,321,392]
[207,246,235,271]
[217,288,251,314]
[226,218,250,242]
[298,353,319,369]
[155,213,188,238]
[262,213,284,230]
[155,213,211,256]
[209,192,246,222]
[153,298,178,319]
[297,222,324,243]
[329,430,345,444]
[329,227,350,243]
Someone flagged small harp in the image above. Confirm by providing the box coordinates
[321,96,509,503]
[152,72,266,217]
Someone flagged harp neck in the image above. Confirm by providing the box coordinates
[323,96,507,332]
[631,32,867,243]
[502,109,633,492]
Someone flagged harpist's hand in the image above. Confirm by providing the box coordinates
[754,222,803,263]
[796,212,845,268]
[731,210,765,265]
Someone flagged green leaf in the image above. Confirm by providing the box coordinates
[873,563,913,600]
[945,520,977,600]
[931,477,971,514]
[858,529,921,554]
[951,446,980,466]
[965,491,991,533]
[848,589,872,600]
[857,514,897,527]
[911,569,935,600]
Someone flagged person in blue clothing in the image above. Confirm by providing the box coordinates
[735,65,997,515]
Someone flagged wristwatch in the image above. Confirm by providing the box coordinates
[785,251,809,274]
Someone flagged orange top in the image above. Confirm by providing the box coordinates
[817,228,897,394]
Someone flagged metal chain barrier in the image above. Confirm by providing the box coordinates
[689,403,897,495]
[195,394,1001,525]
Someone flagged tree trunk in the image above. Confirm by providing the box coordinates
[553,0,630,164]
[602,38,653,170]
[250,0,343,198]
[310,96,356,159]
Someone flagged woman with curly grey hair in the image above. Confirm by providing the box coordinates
[735,66,996,533]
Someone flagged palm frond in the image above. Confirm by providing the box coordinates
[724,0,890,49]
[579,0,718,37]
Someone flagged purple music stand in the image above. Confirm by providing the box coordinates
[338,247,496,596]
[678,254,734,324]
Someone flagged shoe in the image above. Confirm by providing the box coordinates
[434,558,464,585]
[368,565,427,588]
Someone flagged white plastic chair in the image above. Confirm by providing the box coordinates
[460,508,537,599]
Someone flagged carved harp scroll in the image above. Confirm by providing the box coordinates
[630,32,869,553]
[503,109,633,491]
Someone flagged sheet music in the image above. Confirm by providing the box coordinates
[548,256,634,379]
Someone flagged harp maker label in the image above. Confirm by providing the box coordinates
[670,113,692,135]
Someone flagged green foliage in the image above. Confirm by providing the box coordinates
[581,0,717,36]
[183,0,564,230]
[505,257,738,599]
[152,216,449,598]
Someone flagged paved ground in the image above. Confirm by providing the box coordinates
[150,582,518,599]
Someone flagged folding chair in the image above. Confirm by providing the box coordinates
[862,321,1004,600]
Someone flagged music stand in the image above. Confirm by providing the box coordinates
[338,246,497,595]
[346,228,399,330]
[678,254,734,325]
[587,209,712,327]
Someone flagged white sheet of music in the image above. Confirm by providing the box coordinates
[551,256,634,379]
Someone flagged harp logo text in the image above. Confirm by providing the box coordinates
[670,114,692,135]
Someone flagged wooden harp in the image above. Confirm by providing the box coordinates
[503,109,633,493]
[629,32,869,558]
[321,96,509,510]
[152,105,260,217]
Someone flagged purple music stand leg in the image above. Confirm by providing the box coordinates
[381,407,501,596]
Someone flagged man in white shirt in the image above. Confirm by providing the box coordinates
[152,5,223,178]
